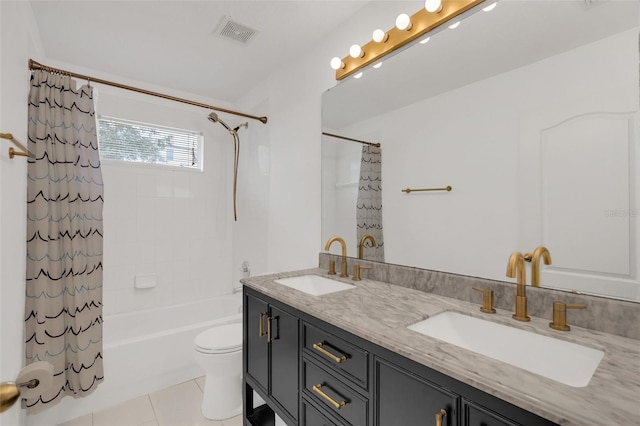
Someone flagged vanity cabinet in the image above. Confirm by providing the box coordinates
[375,358,458,426]
[243,287,557,426]
[463,400,522,426]
[245,292,299,425]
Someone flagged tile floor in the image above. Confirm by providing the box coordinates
[59,377,243,426]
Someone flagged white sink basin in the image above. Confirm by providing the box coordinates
[273,275,356,296]
[408,311,604,387]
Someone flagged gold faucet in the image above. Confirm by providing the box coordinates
[506,251,530,322]
[528,246,552,287]
[325,236,348,278]
[358,234,376,259]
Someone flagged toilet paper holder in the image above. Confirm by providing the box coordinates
[0,379,39,413]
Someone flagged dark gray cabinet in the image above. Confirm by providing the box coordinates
[375,358,458,426]
[245,291,299,425]
[463,400,522,426]
[243,287,557,426]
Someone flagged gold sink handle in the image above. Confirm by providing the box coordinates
[352,264,371,281]
[549,302,586,331]
[472,287,496,314]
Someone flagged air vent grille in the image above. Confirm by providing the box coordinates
[215,16,258,45]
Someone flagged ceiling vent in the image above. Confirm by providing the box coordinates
[215,16,259,45]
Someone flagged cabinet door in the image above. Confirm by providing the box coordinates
[270,305,300,420]
[464,400,521,426]
[376,359,458,426]
[246,293,269,391]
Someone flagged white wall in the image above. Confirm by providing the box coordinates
[0,2,43,425]
[95,87,235,316]
[236,1,412,270]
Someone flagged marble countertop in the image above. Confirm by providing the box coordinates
[242,268,640,426]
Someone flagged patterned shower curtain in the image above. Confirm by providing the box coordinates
[24,70,104,413]
[356,145,384,261]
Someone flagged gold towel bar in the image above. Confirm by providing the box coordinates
[1,132,31,159]
[402,186,452,193]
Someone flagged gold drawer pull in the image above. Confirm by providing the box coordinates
[259,312,267,337]
[312,384,347,410]
[313,342,347,363]
[435,409,447,426]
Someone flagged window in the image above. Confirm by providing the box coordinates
[97,116,202,170]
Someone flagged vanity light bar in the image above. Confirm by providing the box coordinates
[334,0,485,80]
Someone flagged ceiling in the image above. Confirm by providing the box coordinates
[29,1,369,103]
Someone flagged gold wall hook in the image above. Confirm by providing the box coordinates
[2,132,31,159]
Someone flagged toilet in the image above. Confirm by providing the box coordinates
[193,322,243,420]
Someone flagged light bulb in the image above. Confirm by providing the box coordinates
[372,29,388,43]
[349,44,364,58]
[482,2,497,12]
[373,62,383,69]
[353,72,363,79]
[448,21,460,29]
[395,13,412,31]
[425,0,443,13]
[330,57,344,70]
[419,36,431,45]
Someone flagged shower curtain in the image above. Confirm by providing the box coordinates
[24,70,104,413]
[356,145,384,261]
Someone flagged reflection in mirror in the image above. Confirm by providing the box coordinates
[322,132,384,262]
[322,0,639,301]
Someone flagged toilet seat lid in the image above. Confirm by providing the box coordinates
[195,323,242,354]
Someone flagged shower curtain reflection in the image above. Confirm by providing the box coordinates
[356,145,384,261]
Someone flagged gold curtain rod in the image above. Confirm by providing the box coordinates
[402,186,452,193]
[1,132,32,159]
[322,132,380,148]
[28,59,268,124]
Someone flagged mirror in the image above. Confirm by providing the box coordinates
[322,0,639,301]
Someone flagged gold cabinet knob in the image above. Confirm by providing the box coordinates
[472,287,496,314]
[549,302,586,331]
[435,409,447,426]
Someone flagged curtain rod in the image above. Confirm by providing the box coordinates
[29,59,268,124]
[322,132,380,148]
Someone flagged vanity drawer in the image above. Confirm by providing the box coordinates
[303,359,368,426]
[304,323,369,389]
[303,397,345,426]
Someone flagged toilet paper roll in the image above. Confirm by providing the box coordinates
[15,361,54,399]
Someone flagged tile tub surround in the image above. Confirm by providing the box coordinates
[320,253,640,340]
[241,269,640,426]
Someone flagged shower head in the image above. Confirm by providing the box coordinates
[208,112,233,133]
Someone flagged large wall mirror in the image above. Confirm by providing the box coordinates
[322,0,639,301]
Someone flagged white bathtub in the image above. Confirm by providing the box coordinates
[26,293,243,426]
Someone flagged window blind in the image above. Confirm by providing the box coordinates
[97,116,202,169]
